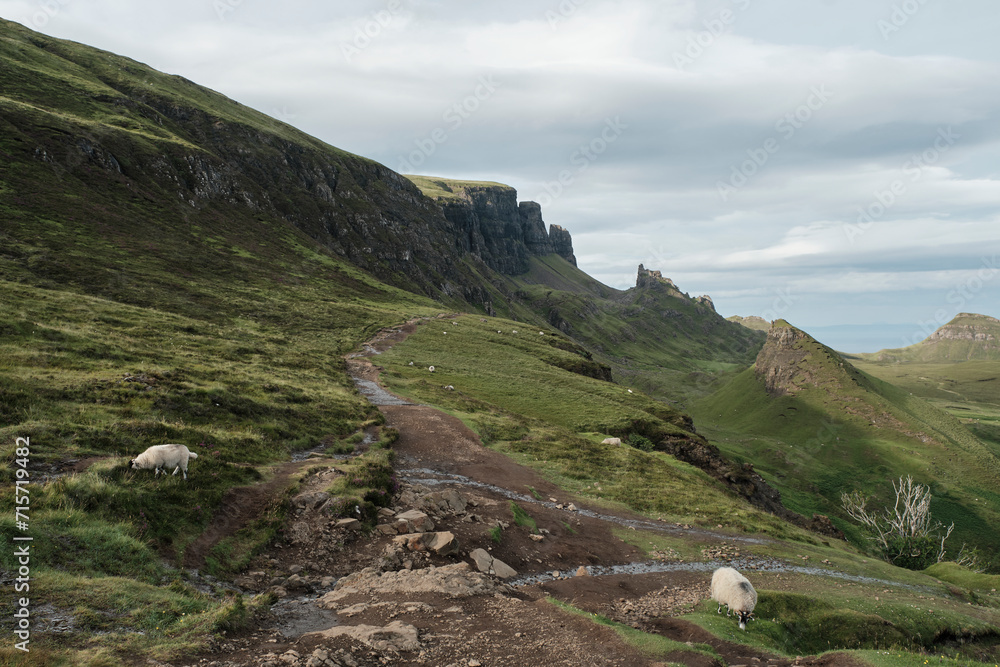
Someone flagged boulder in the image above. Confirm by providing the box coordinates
[395,509,435,532]
[336,518,362,531]
[291,491,330,510]
[468,548,517,579]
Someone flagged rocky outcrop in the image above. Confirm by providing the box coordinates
[548,224,577,266]
[754,323,815,397]
[635,264,680,291]
[728,315,772,332]
[695,295,715,311]
[436,189,577,275]
[927,313,999,342]
[7,21,580,316]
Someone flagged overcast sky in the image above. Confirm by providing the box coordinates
[4,0,999,351]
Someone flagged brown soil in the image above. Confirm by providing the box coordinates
[183,460,312,569]
[186,320,867,667]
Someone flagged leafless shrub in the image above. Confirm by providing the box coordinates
[841,475,954,570]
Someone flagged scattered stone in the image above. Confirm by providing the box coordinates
[393,531,459,556]
[575,566,589,577]
[305,620,420,652]
[529,534,544,542]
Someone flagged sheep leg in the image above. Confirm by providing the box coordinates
[171,466,179,476]
[716,603,723,614]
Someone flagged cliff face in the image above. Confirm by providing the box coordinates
[754,324,816,397]
[435,185,577,275]
[926,313,999,343]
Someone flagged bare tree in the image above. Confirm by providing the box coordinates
[841,475,954,569]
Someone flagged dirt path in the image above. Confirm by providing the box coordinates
[183,460,312,569]
[189,319,865,667]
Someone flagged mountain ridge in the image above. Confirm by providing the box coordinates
[857,313,1000,362]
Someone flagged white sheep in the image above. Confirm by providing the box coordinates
[710,567,757,630]
[601,437,622,446]
[130,444,198,480]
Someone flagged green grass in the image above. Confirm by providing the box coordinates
[547,598,722,664]
[506,256,766,404]
[509,501,537,533]
[376,313,815,539]
[690,323,1000,569]
[378,314,696,441]
[404,174,514,201]
[685,576,1000,664]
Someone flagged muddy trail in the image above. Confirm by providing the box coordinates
[193,318,873,667]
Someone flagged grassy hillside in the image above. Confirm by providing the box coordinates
[0,18,451,662]
[507,257,766,404]
[690,322,1000,568]
[375,314,807,538]
[849,359,1000,454]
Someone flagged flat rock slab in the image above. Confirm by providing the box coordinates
[319,562,497,605]
[468,548,518,579]
[304,620,420,652]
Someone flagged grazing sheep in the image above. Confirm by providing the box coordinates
[130,444,198,480]
[601,437,622,446]
[428,366,436,372]
[711,567,757,630]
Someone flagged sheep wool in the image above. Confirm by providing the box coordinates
[130,444,199,480]
[710,566,757,630]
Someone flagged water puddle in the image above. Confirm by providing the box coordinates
[270,595,340,638]
[351,377,413,406]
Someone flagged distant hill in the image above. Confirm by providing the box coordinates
[508,262,767,402]
[691,320,1000,565]
[728,315,772,332]
[856,313,1000,363]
